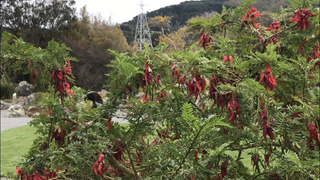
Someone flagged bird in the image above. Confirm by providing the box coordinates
[84,91,103,108]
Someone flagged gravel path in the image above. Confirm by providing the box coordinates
[1,110,33,132]
[1,109,128,132]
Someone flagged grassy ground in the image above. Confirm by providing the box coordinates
[1,123,258,178]
[1,125,37,178]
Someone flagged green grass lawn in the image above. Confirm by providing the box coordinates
[0,123,257,178]
[1,125,37,177]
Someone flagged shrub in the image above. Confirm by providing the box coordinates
[0,80,15,100]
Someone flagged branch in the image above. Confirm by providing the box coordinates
[106,153,142,180]
[125,147,139,179]
[170,124,204,179]
[252,172,269,180]
[228,141,300,155]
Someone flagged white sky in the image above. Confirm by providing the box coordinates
[75,0,192,24]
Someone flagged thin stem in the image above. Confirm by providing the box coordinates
[126,147,139,179]
[170,123,205,179]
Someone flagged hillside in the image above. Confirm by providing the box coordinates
[120,0,232,45]
[121,0,289,45]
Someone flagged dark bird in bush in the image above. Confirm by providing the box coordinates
[84,91,103,108]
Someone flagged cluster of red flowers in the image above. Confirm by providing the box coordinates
[50,59,74,101]
[51,126,66,148]
[242,6,261,29]
[306,43,320,78]
[307,123,320,142]
[141,61,152,92]
[222,56,233,64]
[290,7,316,32]
[185,74,206,101]
[227,96,241,126]
[111,141,125,161]
[16,167,69,180]
[208,75,229,110]
[265,21,280,33]
[259,62,277,91]
[259,102,274,141]
[93,154,106,178]
[198,33,212,49]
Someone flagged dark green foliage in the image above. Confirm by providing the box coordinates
[0,0,77,48]
[0,80,15,99]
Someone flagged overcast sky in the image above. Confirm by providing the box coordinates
[74,0,192,24]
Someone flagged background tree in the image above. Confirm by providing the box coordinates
[0,0,77,48]
[60,6,133,90]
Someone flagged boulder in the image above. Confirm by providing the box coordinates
[25,94,35,105]
[7,104,26,117]
[16,81,33,97]
[27,106,43,118]
[15,96,28,106]
[0,100,12,110]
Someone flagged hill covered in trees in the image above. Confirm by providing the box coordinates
[120,0,289,45]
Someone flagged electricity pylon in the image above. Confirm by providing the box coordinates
[134,0,153,51]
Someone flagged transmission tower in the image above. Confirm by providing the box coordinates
[134,0,153,51]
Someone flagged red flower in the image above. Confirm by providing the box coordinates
[144,61,152,85]
[93,154,106,178]
[28,62,39,84]
[156,74,161,86]
[298,37,307,55]
[194,152,198,162]
[266,21,280,32]
[185,75,206,101]
[221,160,227,178]
[242,6,261,29]
[50,67,74,100]
[290,8,316,32]
[142,94,149,103]
[221,23,225,30]
[264,148,273,167]
[112,141,125,161]
[51,126,66,148]
[307,123,320,142]
[227,98,241,125]
[252,154,259,171]
[106,116,112,131]
[140,79,146,92]
[170,64,180,81]
[178,75,187,87]
[155,90,168,102]
[198,33,212,49]
[208,75,230,111]
[42,169,57,179]
[259,62,277,91]
[222,56,233,64]
[265,35,278,46]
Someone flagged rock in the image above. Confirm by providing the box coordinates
[0,100,12,110]
[27,106,42,118]
[15,96,28,106]
[16,81,33,97]
[98,89,108,98]
[7,104,26,117]
[25,94,35,105]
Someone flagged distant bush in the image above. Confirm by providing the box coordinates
[0,80,15,99]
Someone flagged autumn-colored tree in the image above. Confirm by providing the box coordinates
[60,6,133,90]
[157,26,188,53]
